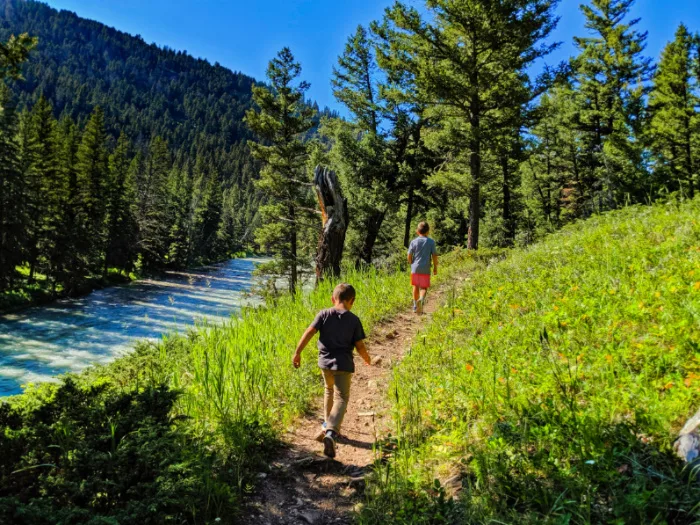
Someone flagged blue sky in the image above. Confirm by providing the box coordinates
[45,0,700,112]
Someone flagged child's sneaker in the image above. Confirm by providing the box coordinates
[416,298,424,315]
[412,300,417,313]
[323,430,337,458]
[315,422,327,442]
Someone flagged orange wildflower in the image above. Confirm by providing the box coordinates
[465,363,474,373]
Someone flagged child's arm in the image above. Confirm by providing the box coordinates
[355,340,372,366]
[432,253,438,275]
[293,326,318,368]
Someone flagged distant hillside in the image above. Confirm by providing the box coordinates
[0,0,259,150]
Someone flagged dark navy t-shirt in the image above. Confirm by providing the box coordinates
[312,307,366,373]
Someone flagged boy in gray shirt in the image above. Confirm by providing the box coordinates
[407,221,438,314]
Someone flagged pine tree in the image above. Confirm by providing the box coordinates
[54,116,85,292]
[329,25,394,265]
[573,0,653,208]
[0,32,36,80]
[76,107,109,275]
[245,48,316,293]
[383,0,560,249]
[648,24,699,198]
[167,160,194,267]
[24,96,59,282]
[105,133,138,275]
[136,137,172,270]
[0,83,22,289]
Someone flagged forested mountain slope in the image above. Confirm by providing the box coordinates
[0,0,257,150]
[0,0,331,306]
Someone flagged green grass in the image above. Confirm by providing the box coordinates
[1,264,420,523]
[360,199,700,524]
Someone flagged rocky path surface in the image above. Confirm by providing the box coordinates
[240,285,452,525]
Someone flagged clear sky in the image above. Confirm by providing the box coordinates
[44,0,700,112]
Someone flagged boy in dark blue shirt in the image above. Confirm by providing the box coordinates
[293,283,372,458]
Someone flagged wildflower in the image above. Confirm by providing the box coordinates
[498,377,506,384]
[465,363,474,373]
[685,378,692,388]
[509,304,520,309]
[560,321,568,327]
[605,355,613,363]
[655,291,661,298]
[663,382,674,390]
[694,282,700,291]
[553,305,560,311]
[609,289,616,295]
[511,367,519,374]
[571,286,580,291]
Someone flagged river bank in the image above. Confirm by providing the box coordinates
[0,252,263,316]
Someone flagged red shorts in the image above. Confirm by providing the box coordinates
[411,273,431,289]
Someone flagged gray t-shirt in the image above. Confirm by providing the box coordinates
[408,236,437,274]
[312,308,366,373]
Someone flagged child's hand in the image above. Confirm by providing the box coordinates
[293,352,301,369]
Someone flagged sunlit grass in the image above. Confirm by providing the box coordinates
[360,199,700,524]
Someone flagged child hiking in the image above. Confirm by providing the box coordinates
[293,283,372,458]
[408,221,438,314]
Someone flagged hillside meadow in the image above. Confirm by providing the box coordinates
[360,198,700,524]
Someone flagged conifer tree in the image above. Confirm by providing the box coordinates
[0,83,22,289]
[136,137,172,270]
[383,0,560,249]
[245,48,315,293]
[24,95,58,281]
[648,24,699,198]
[572,0,653,208]
[105,133,138,275]
[77,107,109,274]
[54,117,84,292]
[167,160,194,267]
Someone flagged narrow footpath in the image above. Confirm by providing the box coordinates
[241,285,449,525]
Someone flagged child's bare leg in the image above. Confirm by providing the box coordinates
[419,288,427,300]
[412,285,420,301]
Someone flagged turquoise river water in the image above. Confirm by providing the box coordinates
[0,258,263,396]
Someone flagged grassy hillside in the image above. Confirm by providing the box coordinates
[361,199,700,524]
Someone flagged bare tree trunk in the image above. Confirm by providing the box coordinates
[314,166,348,285]
[289,204,297,295]
[502,156,514,247]
[357,210,385,267]
[403,185,414,248]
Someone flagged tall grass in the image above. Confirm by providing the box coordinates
[360,199,700,524]
[173,266,412,432]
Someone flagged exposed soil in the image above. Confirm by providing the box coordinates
[240,285,449,525]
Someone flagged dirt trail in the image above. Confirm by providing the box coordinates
[240,286,449,525]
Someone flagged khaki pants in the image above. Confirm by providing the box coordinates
[322,369,352,433]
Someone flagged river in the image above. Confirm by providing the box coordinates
[0,258,264,397]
